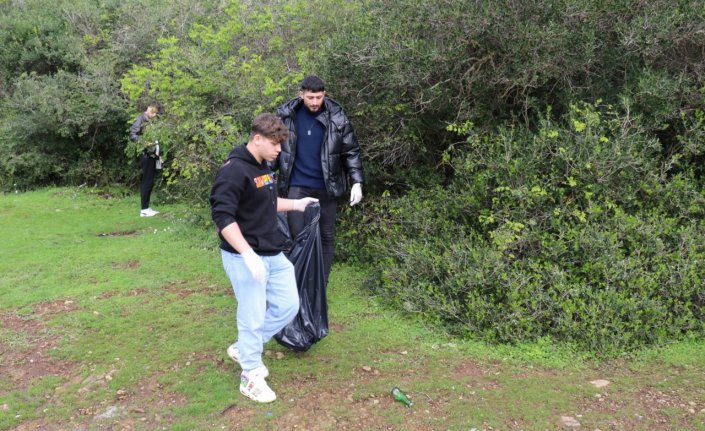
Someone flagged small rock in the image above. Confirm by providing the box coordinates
[558,416,581,427]
[1,404,8,411]
[361,365,372,372]
[590,379,610,388]
[94,406,122,420]
[400,351,408,355]
[275,352,285,360]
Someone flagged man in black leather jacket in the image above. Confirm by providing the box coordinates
[274,75,364,285]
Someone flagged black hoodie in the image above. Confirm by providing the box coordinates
[210,144,285,255]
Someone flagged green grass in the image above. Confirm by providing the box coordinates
[1,187,705,430]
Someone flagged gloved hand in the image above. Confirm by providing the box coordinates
[242,248,266,283]
[293,197,319,212]
[349,183,363,206]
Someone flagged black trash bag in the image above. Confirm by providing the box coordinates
[274,203,328,352]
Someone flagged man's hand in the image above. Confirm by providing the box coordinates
[242,248,266,283]
[350,183,363,206]
[293,197,319,212]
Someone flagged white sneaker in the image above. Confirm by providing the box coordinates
[226,344,241,363]
[227,344,268,378]
[139,208,159,217]
[240,367,276,403]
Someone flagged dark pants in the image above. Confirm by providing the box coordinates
[139,153,157,210]
[287,186,337,286]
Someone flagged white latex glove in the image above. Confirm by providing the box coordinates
[242,248,266,283]
[293,197,319,212]
[349,183,363,206]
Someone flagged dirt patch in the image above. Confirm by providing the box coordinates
[11,419,67,431]
[1,312,44,334]
[0,301,79,394]
[96,230,140,237]
[1,299,77,334]
[53,371,190,431]
[271,378,449,431]
[576,386,705,430]
[162,280,228,299]
[330,322,347,332]
[221,403,258,429]
[111,259,141,269]
[1,350,74,389]
[453,358,490,378]
[33,299,79,317]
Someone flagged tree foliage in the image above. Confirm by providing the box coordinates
[320,0,705,188]
[0,0,215,189]
[119,0,362,203]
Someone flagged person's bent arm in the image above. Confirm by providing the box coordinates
[220,222,250,254]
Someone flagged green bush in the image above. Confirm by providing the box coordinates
[321,0,705,176]
[0,0,216,191]
[118,0,363,201]
[341,102,705,354]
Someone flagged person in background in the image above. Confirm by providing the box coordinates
[275,75,364,286]
[210,113,318,403]
[129,103,160,217]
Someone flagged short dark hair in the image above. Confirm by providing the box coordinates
[250,113,289,143]
[300,75,325,92]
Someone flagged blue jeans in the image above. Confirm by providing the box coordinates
[221,250,299,371]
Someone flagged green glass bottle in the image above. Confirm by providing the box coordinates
[391,387,413,407]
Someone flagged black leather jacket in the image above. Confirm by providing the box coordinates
[274,97,364,198]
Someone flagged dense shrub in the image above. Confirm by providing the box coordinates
[0,0,216,191]
[320,0,705,181]
[340,102,705,354]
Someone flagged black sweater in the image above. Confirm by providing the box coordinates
[210,144,285,255]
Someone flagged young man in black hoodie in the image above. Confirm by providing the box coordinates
[210,113,318,403]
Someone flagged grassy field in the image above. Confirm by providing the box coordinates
[1,187,705,430]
